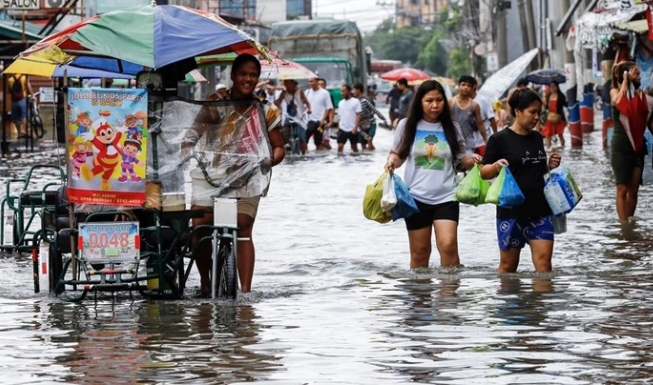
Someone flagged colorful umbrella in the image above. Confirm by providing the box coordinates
[525,68,566,85]
[380,68,431,83]
[259,57,317,80]
[18,3,270,70]
[3,57,134,79]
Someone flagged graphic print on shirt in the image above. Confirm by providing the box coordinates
[414,129,449,170]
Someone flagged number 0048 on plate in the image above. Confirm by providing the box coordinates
[78,222,140,262]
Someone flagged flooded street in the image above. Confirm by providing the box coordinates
[1,116,653,384]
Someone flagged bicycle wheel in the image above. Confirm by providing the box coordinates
[31,115,45,139]
[216,240,237,299]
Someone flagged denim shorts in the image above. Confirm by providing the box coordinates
[11,99,27,122]
[284,119,307,142]
[496,216,554,250]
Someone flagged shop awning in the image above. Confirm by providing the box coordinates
[615,18,648,34]
[0,18,50,42]
[574,3,647,50]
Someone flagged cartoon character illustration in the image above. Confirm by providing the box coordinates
[124,114,143,141]
[118,138,145,183]
[74,112,93,137]
[134,110,147,130]
[80,119,123,191]
[69,137,94,180]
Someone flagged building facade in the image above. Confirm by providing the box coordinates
[396,0,448,28]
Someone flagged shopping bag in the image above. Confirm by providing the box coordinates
[544,167,582,216]
[390,174,419,221]
[455,164,490,206]
[485,166,506,205]
[381,173,397,212]
[498,167,525,207]
[363,172,392,224]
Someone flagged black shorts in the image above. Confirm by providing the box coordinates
[337,130,357,145]
[404,200,460,231]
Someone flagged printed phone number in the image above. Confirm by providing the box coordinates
[76,196,141,205]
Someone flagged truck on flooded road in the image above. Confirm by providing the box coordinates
[268,19,370,108]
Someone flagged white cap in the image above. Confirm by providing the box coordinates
[215,83,226,91]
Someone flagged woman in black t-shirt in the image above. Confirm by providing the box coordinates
[480,88,561,273]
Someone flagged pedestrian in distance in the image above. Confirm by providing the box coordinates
[542,81,567,150]
[304,77,333,151]
[7,74,34,139]
[395,78,414,123]
[480,88,561,273]
[387,82,402,126]
[385,80,482,269]
[450,75,488,155]
[352,82,388,151]
[337,84,362,154]
[609,61,653,223]
[274,79,311,155]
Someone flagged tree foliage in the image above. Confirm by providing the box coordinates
[364,4,472,78]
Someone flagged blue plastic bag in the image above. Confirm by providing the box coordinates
[391,174,419,221]
[497,167,525,208]
[543,167,582,216]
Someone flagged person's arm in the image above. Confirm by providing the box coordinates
[372,104,388,124]
[386,120,408,172]
[353,112,360,135]
[489,117,497,134]
[274,90,286,108]
[26,78,34,98]
[479,134,507,179]
[473,102,488,142]
[300,91,311,114]
[268,127,285,166]
[611,69,630,106]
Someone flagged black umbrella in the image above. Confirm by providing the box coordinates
[525,69,566,85]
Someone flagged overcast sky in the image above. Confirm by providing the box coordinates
[313,0,394,33]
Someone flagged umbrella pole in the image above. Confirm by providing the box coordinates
[63,70,78,280]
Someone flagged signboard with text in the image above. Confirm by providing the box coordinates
[0,0,39,10]
[78,222,140,263]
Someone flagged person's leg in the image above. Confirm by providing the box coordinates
[297,125,308,155]
[615,184,629,222]
[336,130,347,153]
[499,248,521,273]
[545,134,553,149]
[349,133,359,153]
[529,240,554,272]
[433,219,460,266]
[235,196,260,292]
[626,166,642,218]
[496,218,525,272]
[407,227,433,268]
[191,205,213,295]
[367,123,377,150]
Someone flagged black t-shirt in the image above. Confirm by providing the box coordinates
[482,129,551,219]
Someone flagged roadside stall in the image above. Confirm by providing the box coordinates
[0,3,273,301]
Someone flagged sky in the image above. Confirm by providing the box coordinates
[313,0,394,33]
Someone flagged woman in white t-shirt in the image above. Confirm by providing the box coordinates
[385,80,482,269]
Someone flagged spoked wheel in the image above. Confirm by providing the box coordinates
[31,115,45,139]
[216,241,237,299]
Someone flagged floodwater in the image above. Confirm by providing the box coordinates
[1,117,653,384]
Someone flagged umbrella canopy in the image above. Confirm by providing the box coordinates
[432,76,456,87]
[380,68,431,82]
[3,57,134,79]
[18,4,269,70]
[478,48,539,101]
[260,57,317,80]
[525,69,566,85]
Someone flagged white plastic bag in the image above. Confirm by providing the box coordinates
[381,173,397,212]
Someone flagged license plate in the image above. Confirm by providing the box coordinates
[78,222,140,263]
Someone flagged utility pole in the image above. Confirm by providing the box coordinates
[497,1,508,68]
[524,0,538,69]
[518,0,531,58]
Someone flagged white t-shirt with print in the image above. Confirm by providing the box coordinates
[338,97,362,132]
[392,119,469,205]
[473,94,494,148]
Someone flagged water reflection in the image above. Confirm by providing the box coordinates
[42,301,283,384]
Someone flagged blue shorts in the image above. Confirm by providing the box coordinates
[496,216,554,250]
[11,99,27,122]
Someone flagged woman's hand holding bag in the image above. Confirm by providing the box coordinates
[381,173,397,212]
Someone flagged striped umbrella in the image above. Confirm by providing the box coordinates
[16,3,270,71]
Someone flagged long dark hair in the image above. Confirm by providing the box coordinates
[397,80,462,160]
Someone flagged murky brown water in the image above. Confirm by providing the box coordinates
[1,115,653,384]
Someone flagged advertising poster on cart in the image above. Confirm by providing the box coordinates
[66,87,148,206]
